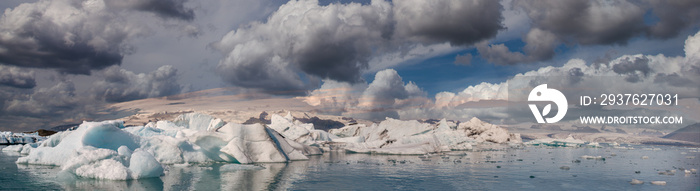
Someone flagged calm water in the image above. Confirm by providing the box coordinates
[1,145,699,190]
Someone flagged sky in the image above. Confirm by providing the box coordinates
[0,0,698,132]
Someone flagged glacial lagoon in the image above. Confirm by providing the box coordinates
[2,144,698,190]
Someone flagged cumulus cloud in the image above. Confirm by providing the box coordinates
[213,0,504,92]
[432,31,700,126]
[213,0,393,92]
[305,31,700,128]
[0,65,35,89]
[92,65,183,102]
[476,28,559,65]
[0,0,194,74]
[304,69,428,120]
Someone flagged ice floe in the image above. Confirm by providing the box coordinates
[629,179,644,185]
[12,112,522,179]
[0,131,46,144]
[526,135,585,147]
[328,117,521,154]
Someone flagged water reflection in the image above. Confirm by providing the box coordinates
[16,159,316,190]
[9,146,700,190]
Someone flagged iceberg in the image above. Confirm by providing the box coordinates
[16,113,321,180]
[13,112,523,179]
[629,179,644,185]
[526,135,585,147]
[328,117,521,155]
[0,131,46,145]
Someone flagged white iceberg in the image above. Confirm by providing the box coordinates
[328,117,521,155]
[16,113,321,180]
[0,131,46,144]
[526,135,585,147]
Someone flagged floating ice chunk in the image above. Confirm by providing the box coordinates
[641,156,649,159]
[346,142,442,155]
[330,116,518,155]
[650,181,666,185]
[458,118,521,143]
[629,179,644,185]
[527,135,584,147]
[2,144,23,152]
[17,120,137,166]
[586,142,601,148]
[219,164,265,172]
[0,131,46,144]
[580,155,604,160]
[128,149,164,179]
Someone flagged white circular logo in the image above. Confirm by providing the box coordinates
[528,84,568,123]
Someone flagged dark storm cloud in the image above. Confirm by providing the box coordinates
[214,0,505,92]
[0,65,36,89]
[612,56,651,83]
[105,0,195,20]
[213,0,393,92]
[393,0,504,45]
[515,0,647,45]
[92,65,183,102]
[0,0,194,75]
[4,81,78,117]
[646,0,700,39]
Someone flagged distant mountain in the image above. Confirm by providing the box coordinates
[662,123,700,143]
[572,125,600,133]
[49,123,80,132]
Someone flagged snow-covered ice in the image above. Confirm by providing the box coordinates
[14,113,317,179]
[526,135,585,147]
[13,112,522,179]
[328,117,521,154]
[0,131,46,144]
